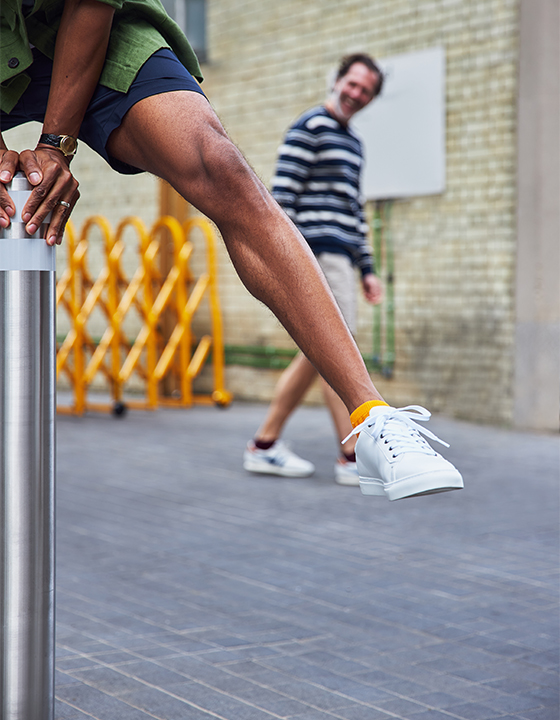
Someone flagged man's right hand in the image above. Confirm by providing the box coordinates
[0,147,79,245]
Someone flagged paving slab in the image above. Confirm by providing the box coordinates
[54,401,559,719]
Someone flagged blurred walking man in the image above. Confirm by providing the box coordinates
[0,0,463,500]
[244,54,386,486]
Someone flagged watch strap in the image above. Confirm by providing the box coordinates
[39,133,61,146]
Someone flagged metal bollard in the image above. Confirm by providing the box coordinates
[0,173,55,719]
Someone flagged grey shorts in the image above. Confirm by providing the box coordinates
[316,252,357,334]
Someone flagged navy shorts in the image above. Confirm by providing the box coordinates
[0,47,206,175]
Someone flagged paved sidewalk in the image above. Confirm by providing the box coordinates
[55,402,559,720]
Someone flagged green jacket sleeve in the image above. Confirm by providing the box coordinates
[1,0,202,113]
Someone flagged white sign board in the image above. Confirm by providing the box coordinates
[352,46,446,200]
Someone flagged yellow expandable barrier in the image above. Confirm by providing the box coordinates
[56,215,232,415]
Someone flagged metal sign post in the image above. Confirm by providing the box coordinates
[0,173,56,719]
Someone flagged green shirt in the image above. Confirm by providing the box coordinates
[0,0,203,113]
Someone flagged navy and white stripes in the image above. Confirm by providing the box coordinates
[271,106,374,276]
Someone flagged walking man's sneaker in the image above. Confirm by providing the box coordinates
[243,441,315,477]
[334,459,360,486]
[346,405,464,501]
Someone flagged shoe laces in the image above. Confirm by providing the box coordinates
[343,405,449,458]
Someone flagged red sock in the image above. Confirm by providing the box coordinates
[254,438,276,450]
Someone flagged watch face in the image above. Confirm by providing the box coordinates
[60,136,78,156]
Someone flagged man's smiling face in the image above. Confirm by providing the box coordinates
[326,62,380,125]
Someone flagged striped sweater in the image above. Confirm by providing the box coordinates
[271,106,374,276]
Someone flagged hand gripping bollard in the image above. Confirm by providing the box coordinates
[0,173,55,719]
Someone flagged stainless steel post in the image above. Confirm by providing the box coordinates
[0,173,55,719]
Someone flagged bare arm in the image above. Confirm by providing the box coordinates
[0,0,115,244]
[42,0,115,138]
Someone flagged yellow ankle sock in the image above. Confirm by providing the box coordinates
[350,400,389,428]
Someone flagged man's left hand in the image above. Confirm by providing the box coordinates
[362,273,383,304]
[20,147,80,245]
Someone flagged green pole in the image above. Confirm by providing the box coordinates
[382,200,395,377]
[371,201,383,372]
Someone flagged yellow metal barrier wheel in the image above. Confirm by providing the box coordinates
[212,389,233,408]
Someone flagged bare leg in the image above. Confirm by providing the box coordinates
[255,353,317,442]
[107,92,383,412]
[320,379,356,455]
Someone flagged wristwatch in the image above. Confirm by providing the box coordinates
[38,133,78,158]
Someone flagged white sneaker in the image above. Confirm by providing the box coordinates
[346,405,464,501]
[243,441,315,478]
[334,460,360,486]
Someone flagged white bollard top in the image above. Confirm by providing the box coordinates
[0,172,55,271]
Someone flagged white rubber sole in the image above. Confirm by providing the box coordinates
[360,469,464,501]
[243,458,314,478]
[358,478,385,496]
[335,474,360,487]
